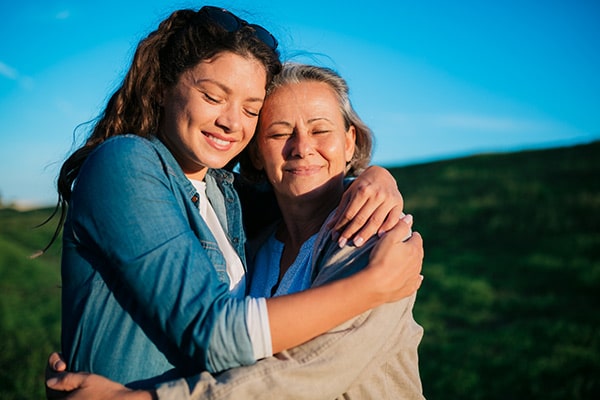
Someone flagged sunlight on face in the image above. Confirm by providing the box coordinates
[160,51,267,181]
[253,81,356,202]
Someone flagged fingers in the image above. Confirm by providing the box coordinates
[48,352,66,372]
[379,214,415,243]
[47,371,90,392]
[335,194,403,247]
[337,198,388,247]
[366,228,424,302]
[377,206,406,237]
[328,190,367,234]
[330,168,404,247]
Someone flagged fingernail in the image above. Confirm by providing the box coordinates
[353,236,364,247]
[401,214,413,225]
[338,237,348,248]
[46,378,58,387]
[54,360,66,370]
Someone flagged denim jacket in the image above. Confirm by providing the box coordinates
[61,135,255,388]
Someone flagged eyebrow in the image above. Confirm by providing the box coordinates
[307,117,333,124]
[266,121,292,128]
[195,78,265,103]
[266,117,334,129]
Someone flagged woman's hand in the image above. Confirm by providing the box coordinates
[45,353,155,400]
[364,214,424,303]
[329,166,404,247]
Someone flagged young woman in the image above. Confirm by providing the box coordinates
[47,63,424,399]
[50,5,422,391]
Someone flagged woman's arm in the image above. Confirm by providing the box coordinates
[47,216,424,399]
[64,137,255,373]
[237,165,404,246]
[66,138,416,374]
[267,215,422,354]
[330,166,405,247]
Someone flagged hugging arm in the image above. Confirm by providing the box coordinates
[237,165,403,244]
[62,137,255,375]
[330,166,404,247]
[155,220,423,399]
[47,221,424,399]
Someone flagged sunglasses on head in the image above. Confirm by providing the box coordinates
[199,6,278,50]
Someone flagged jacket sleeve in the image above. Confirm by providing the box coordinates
[69,136,255,372]
[156,219,424,399]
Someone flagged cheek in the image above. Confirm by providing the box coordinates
[259,147,283,178]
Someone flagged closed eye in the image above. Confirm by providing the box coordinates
[203,92,221,103]
[268,132,292,139]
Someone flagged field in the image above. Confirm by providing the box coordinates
[1,141,599,399]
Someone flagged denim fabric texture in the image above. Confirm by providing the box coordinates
[61,135,255,388]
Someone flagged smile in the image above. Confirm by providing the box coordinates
[285,166,322,175]
[205,132,234,149]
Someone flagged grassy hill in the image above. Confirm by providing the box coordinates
[1,141,598,399]
[390,141,600,399]
[0,207,62,399]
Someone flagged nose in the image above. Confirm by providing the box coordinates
[288,131,314,158]
[215,104,242,133]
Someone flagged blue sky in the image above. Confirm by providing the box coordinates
[1,0,599,207]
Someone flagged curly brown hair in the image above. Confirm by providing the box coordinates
[44,7,281,251]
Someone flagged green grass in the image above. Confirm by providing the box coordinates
[391,141,600,399]
[0,208,62,399]
[1,141,599,399]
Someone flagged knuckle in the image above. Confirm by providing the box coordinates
[352,213,369,226]
[357,183,375,196]
[369,211,384,225]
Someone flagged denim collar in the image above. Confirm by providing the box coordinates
[148,135,235,201]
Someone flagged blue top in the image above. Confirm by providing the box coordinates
[248,232,317,298]
[61,135,255,388]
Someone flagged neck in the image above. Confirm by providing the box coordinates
[276,183,344,249]
[274,179,344,280]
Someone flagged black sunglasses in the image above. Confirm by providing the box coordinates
[199,6,278,50]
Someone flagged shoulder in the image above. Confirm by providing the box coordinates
[82,135,173,177]
[88,135,158,164]
[310,210,378,287]
[76,135,173,191]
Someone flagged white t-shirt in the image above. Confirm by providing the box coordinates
[190,179,271,360]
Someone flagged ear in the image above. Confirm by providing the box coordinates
[345,125,357,163]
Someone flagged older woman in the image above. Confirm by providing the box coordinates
[47,64,424,399]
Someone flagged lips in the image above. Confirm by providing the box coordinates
[204,132,234,150]
[284,165,323,175]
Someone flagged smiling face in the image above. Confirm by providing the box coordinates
[159,51,267,181]
[252,80,356,202]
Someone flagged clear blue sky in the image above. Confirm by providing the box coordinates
[1,0,598,207]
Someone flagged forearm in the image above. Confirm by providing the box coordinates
[68,138,256,373]
[266,268,382,353]
[156,298,418,400]
[268,211,421,353]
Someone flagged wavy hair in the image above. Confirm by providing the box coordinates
[43,8,281,252]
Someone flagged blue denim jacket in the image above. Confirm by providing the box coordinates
[61,135,255,387]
